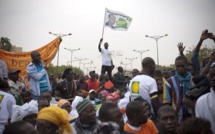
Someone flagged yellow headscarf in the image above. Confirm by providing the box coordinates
[37,106,71,133]
[57,99,70,108]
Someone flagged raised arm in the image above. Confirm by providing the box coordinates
[98,38,103,52]
[192,30,209,72]
[177,42,185,56]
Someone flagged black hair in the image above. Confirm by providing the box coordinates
[142,57,155,68]
[153,70,163,78]
[178,118,212,134]
[175,56,188,65]
[126,101,143,120]
[157,105,177,119]
[62,68,72,79]
[30,51,39,58]
[3,121,33,134]
[99,101,118,122]
[37,97,49,103]
[0,78,9,91]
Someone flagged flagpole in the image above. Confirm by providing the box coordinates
[102,8,107,38]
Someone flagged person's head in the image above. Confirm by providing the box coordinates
[209,64,215,91]
[76,99,96,125]
[104,73,109,81]
[117,66,123,73]
[95,73,99,80]
[49,74,55,81]
[142,57,156,76]
[156,78,163,94]
[31,51,41,64]
[23,113,37,127]
[38,98,50,111]
[89,70,96,80]
[41,91,52,103]
[99,101,124,131]
[3,121,36,134]
[175,56,188,76]
[84,75,89,81]
[89,90,96,100]
[57,99,71,113]
[157,105,178,134]
[178,118,212,134]
[187,63,197,76]
[62,68,74,82]
[57,73,62,79]
[79,75,84,82]
[126,101,148,126]
[134,97,152,118]
[104,42,109,49]
[132,69,139,78]
[0,78,9,92]
[11,100,38,127]
[108,13,116,25]
[37,106,71,134]
[8,69,21,83]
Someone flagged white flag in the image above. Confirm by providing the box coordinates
[104,8,132,30]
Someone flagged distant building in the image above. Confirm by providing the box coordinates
[11,46,22,53]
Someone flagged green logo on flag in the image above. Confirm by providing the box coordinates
[116,18,127,29]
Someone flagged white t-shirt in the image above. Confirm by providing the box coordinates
[0,91,16,134]
[128,74,158,109]
[101,49,112,66]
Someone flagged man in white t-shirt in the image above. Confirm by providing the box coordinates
[98,38,114,80]
[129,57,161,115]
[0,78,16,134]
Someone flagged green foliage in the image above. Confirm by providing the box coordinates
[0,37,12,51]
[156,64,175,71]
[185,45,215,64]
[47,64,84,76]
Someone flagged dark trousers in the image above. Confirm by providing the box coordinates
[101,65,112,80]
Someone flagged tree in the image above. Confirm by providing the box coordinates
[47,64,84,76]
[0,37,12,51]
[185,45,215,64]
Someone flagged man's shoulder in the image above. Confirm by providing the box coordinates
[131,75,155,82]
[0,91,15,101]
[196,91,211,104]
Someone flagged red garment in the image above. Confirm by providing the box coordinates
[87,78,100,91]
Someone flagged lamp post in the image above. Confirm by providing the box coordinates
[125,57,137,70]
[133,49,149,63]
[49,32,72,74]
[64,47,80,67]
[74,57,88,68]
[145,34,168,66]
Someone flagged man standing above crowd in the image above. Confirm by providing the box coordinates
[26,51,51,100]
[98,38,114,80]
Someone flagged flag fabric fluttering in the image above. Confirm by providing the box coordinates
[104,8,132,30]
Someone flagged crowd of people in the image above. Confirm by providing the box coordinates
[0,29,215,134]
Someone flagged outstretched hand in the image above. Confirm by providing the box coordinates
[200,29,209,41]
[177,42,185,54]
[209,33,215,41]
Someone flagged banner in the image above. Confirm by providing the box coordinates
[0,37,61,76]
[104,8,132,30]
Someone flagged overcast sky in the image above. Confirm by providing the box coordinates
[1,0,215,74]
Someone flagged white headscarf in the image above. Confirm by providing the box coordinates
[69,96,83,118]
[10,100,38,123]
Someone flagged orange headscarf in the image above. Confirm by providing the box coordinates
[37,106,71,133]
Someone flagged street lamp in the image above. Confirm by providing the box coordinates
[49,32,72,74]
[74,57,88,68]
[64,47,80,66]
[133,49,149,63]
[145,34,168,66]
[125,57,137,70]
